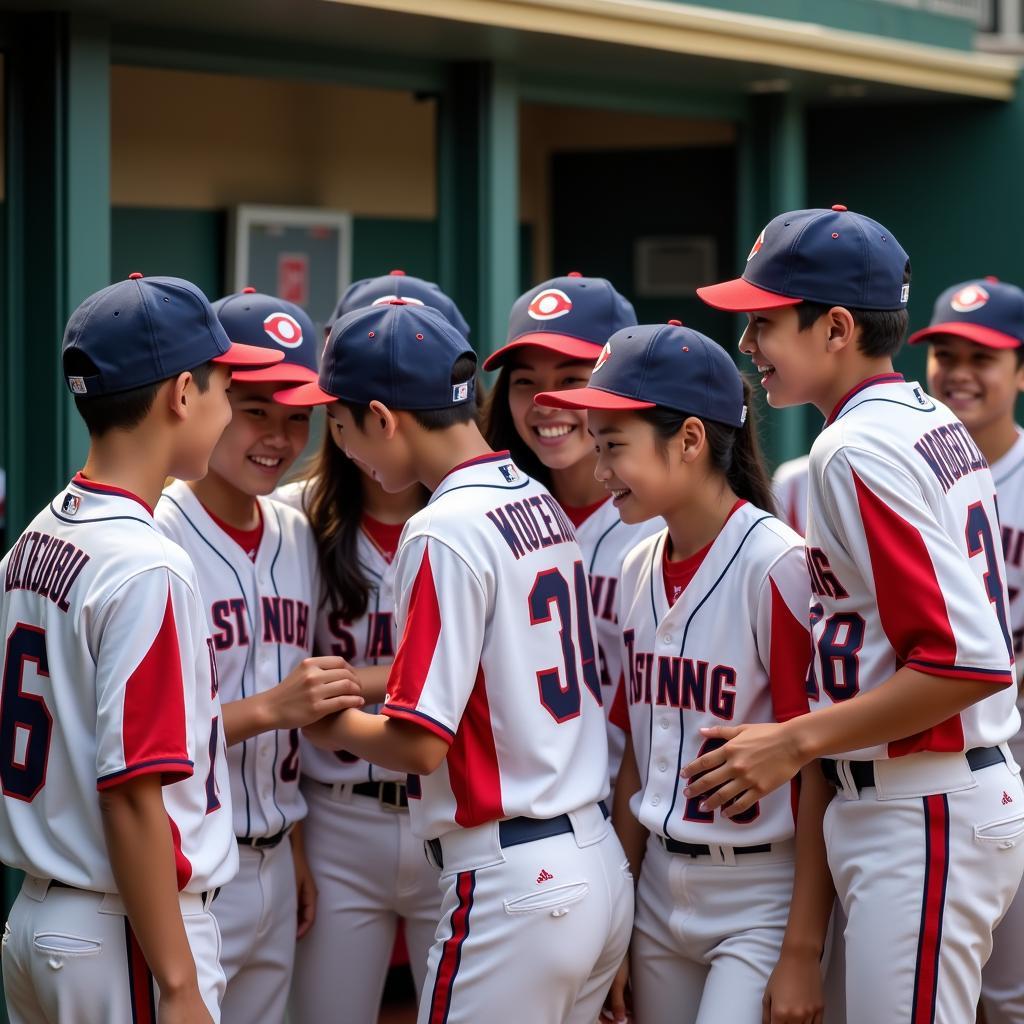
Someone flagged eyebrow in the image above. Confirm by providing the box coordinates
[511,359,594,371]
[235,393,274,404]
[593,424,625,436]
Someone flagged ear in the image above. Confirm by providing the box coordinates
[677,416,707,463]
[824,307,857,353]
[367,400,399,439]
[167,371,193,422]
[1015,357,1024,394]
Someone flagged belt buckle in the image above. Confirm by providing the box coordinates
[378,782,406,812]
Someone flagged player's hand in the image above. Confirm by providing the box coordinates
[599,952,632,1023]
[762,948,824,1024]
[157,984,214,1024]
[682,722,806,817]
[267,656,364,730]
[293,841,318,939]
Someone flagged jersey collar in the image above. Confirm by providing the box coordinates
[825,372,905,427]
[72,472,154,515]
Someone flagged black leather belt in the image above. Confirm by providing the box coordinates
[821,745,1005,792]
[427,802,609,870]
[353,780,408,809]
[238,827,290,850]
[659,837,773,858]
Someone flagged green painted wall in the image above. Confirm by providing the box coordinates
[675,0,975,49]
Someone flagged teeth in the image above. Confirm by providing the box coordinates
[610,488,630,499]
[536,424,574,439]
[756,364,775,374]
[249,456,281,467]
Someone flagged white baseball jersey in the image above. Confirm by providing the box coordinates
[617,503,811,845]
[805,374,1019,760]
[772,454,810,535]
[575,498,661,780]
[992,427,1024,680]
[155,480,317,840]
[382,452,609,840]
[0,475,236,893]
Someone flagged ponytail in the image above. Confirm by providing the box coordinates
[637,376,778,516]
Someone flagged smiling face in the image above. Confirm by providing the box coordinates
[738,306,831,409]
[506,347,598,472]
[926,336,1024,437]
[205,381,311,496]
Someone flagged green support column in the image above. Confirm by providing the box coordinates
[3,12,110,538]
[437,62,520,354]
[736,91,810,469]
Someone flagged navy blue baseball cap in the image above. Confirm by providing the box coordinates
[212,287,319,385]
[536,320,745,429]
[275,299,476,410]
[483,273,637,371]
[698,206,910,313]
[908,277,1024,350]
[328,269,470,337]
[62,273,283,397]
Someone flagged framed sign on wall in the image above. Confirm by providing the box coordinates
[229,205,353,331]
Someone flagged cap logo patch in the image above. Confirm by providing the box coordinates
[950,284,989,313]
[593,342,612,373]
[371,295,425,308]
[68,376,88,395]
[263,312,304,349]
[901,284,910,304]
[746,228,766,262]
[452,382,470,403]
[528,288,573,321]
[61,494,81,516]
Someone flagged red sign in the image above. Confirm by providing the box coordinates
[277,253,309,305]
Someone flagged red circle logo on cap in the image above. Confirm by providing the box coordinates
[263,312,304,348]
[950,284,990,314]
[528,288,573,321]
[746,229,766,262]
[371,294,424,308]
[593,342,612,373]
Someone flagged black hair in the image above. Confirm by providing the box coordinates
[796,260,912,358]
[63,349,214,437]
[637,377,777,515]
[481,363,553,488]
[342,354,479,432]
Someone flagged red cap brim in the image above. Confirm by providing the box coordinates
[535,387,655,411]
[696,278,802,312]
[212,341,287,368]
[907,321,1023,350]
[483,334,603,372]
[232,364,320,385]
[273,381,337,406]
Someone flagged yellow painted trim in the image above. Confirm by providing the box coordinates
[329,0,1020,100]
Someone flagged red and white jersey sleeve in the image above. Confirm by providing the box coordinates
[772,455,810,536]
[0,476,236,893]
[156,480,318,839]
[381,453,609,840]
[574,500,661,783]
[618,504,810,846]
[805,375,1018,760]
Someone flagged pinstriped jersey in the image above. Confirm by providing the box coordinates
[574,499,661,785]
[805,374,1019,759]
[616,503,811,845]
[0,476,237,892]
[382,452,609,840]
[156,480,318,838]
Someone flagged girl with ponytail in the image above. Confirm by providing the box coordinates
[537,321,832,1024]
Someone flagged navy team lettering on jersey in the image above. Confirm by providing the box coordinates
[4,531,90,612]
[914,421,989,493]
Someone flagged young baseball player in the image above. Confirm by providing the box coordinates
[277,272,463,1024]
[771,454,810,535]
[535,321,817,1023]
[274,299,634,1024]
[906,277,1024,1024]
[154,289,362,1023]
[692,208,1024,1024]
[0,273,287,1023]
[482,274,661,784]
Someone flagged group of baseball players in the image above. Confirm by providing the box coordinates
[1,204,1023,1024]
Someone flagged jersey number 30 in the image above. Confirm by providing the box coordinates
[529,561,603,723]
[1,624,52,801]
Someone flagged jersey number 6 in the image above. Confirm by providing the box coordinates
[1,624,52,802]
[529,561,603,723]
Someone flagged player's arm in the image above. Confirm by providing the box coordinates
[762,765,833,1024]
[611,711,647,879]
[100,776,211,1021]
[221,655,364,745]
[304,709,448,774]
[289,821,317,939]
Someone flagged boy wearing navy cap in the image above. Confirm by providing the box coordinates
[154,289,363,1024]
[0,275,291,1023]
[908,278,1024,1024]
[688,211,1024,1023]
[276,300,633,1024]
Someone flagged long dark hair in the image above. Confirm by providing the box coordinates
[638,377,777,515]
[481,365,553,486]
